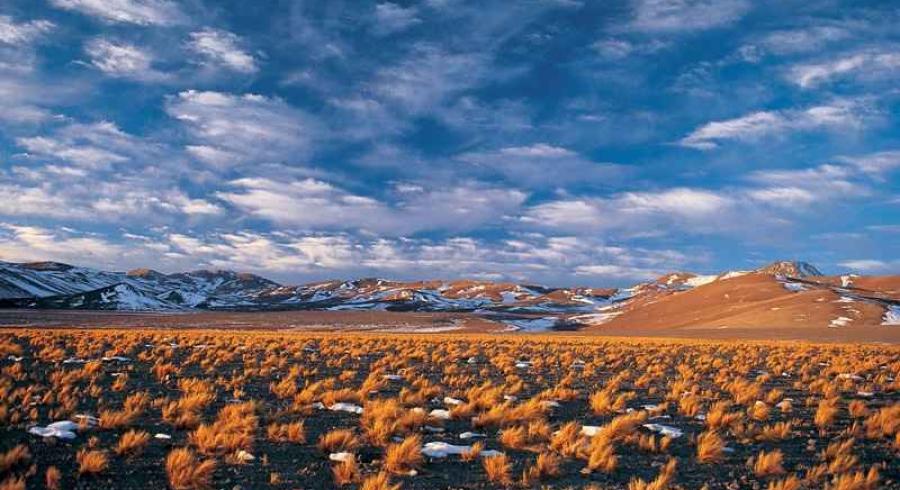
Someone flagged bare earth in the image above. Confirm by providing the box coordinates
[1,308,898,343]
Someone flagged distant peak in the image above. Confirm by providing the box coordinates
[757,261,822,278]
[127,268,165,278]
[21,261,75,272]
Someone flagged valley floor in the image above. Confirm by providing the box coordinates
[1,309,899,343]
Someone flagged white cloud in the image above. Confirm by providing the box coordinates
[84,38,166,81]
[523,187,733,234]
[746,164,868,199]
[372,3,422,36]
[217,177,526,235]
[788,50,900,88]
[16,121,152,169]
[188,29,258,74]
[162,230,691,285]
[0,16,55,45]
[679,101,869,150]
[458,143,624,188]
[630,0,749,32]
[838,259,897,274]
[840,150,900,176]
[50,0,184,26]
[751,25,850,56]
[165,90,314,167]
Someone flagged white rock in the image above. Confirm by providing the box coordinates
[154,433,172,439]
[235,450,255,462]
[383,374,403,381]
[443,397,464,406]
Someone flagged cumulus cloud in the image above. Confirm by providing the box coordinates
[218,177,527,235]
[84,38,166,81]
[50,0,184,26]
[629,0,750,32]
[372,3,422,36]
[165,90,315,167]
[188,29,258,74]
[0,16,55,45]
[679,101,870,149]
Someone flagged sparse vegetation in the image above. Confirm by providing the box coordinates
[0,329,895,489]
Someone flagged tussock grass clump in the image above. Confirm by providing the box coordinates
[482,453,512,485]
[115,430,151,457]
[166,448,216,490]
[696,431,725,464]
[76,449,109,475]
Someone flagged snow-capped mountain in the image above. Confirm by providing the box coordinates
[1,259,897,332]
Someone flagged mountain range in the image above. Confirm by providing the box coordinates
[0,260,897,332]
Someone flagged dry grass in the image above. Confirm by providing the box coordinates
[45,466,61,490]
[482,453,512,486]
[359,472,401,490]
[383,434,422,475]
[750,449,785,477]
[628,458,677,490]
[1,328,897,489]
[165,448,216,490]
[76,449,109,475]
[0,445,30,473]
[696,430,725,464]
[331,455,360,486]
[318,429,360,453]
[115,429,151,457]
[267,421,306,443]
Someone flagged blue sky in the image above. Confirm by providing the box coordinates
[0,0,898,285]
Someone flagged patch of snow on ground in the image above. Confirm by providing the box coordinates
[781,281,807,292]
[642,423,684,438]
[684,274,718,288]
[503,316,558,332]
[422,442,503,459]
[829,316,852,328]
[328,403,364,414]
[719,270,750,281]
[570,311,621,325]
[882,305,900,325]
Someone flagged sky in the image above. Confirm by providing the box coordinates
[0,0,898,286]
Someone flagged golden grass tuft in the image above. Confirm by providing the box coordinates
[45,466,62,490]
[750,449,786,477]
[115,429,151,457]
[165,448,216,490]
[359,472,401,490]
[76,449,109,475]
[0,445,30,473]
[267,421,306,443]
[332,455,360,486]
[482,453,512,485]
[318,429,360,453]
[696,431,725,464]
[628,457,677,490]
[384,434,422,475]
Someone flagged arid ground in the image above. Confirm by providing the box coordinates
[0,328,897,490]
